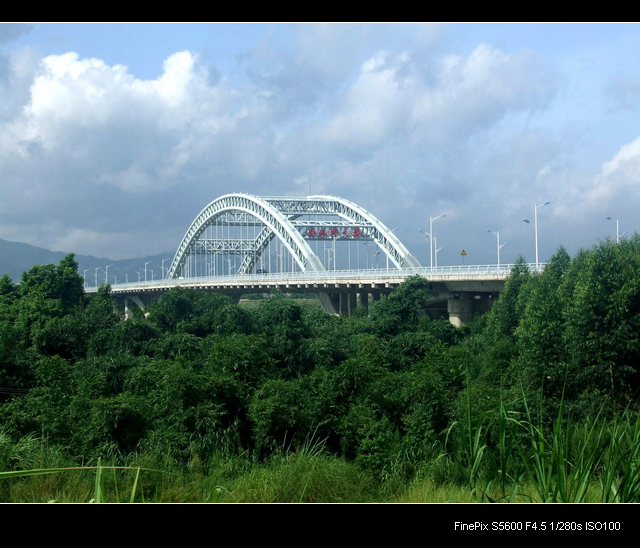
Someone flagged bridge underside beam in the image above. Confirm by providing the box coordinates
[110,283,500,324]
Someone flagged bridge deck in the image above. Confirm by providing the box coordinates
[86,264,542,294]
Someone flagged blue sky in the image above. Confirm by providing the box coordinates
[2,23,640,267]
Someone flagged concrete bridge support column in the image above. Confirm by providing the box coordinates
[338,293,350,316]
[118,294,148,319]
[358,292,369,313]
[347,292,357,316]
[319,291,359,316]
[447,292,475,327]
[124,297,134,320]
[319,292,339,315]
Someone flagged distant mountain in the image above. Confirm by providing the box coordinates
[0,238,174,287]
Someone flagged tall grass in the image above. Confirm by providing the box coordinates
[3,402,640,502]
[220,451,378,503]
[598,413,640,502]
[437,395,640,503]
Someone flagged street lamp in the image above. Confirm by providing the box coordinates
[104,265,112,286]
[161,258,170,280]
[332,235,338,271]
[523,201,549,270]
[223,257,237,275]
[83,269,89,289]
[362,242,370,269]
[94,267,100,288]
[144,261,152,282]
[419,229,431,266]
[434,236,445,268]
[486,230,508,269]
[324,246,335,271]
[606,217,627,243]
[422,215,446,270]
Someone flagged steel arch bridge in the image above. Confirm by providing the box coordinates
[167,194,421,279]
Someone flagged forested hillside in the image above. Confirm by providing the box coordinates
[1,238,640,502]
[0,237,171,287]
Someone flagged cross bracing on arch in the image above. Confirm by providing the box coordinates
[167,194,421,278]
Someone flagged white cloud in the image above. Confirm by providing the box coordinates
[317,51,413,147]
[578,136,640,215]
[309,44,557,154]
[411,44,557,144]
[599,136,640,180]
[3,27,626,265]
[1,50,248,196]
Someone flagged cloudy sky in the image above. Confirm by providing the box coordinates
[2,23,640,266]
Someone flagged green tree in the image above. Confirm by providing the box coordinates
[147,287,196,333]
[257,295,314,377]
[561,238,640,411]
[369,276,431,336]
[485,256,531,343]
[513,247,571,401]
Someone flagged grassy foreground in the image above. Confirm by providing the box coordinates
[3,406,640,503]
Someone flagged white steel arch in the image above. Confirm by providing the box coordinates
[168,193,421,279]
[300,195,421,269]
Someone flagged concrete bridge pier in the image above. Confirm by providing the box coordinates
[447,293,474,327]
[120,293,159,319]
[346,292,357,315]
[123,297,137,320]
[318,292,338,315]
[447,291,498,327]
[319,290,374,316]
[358,292,369,313]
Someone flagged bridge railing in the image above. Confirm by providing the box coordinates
[88,263,546,292]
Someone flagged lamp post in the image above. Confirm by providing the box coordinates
[324,246,335,271]
[94,267,100,288]
[422,215,446,270]
[104,264,112,286]
[523,201,549,271]
[144,261,152,282]
[161,258,170,280]
[83,269,89,289]
[606,217,627,243]
[486,230,508,270]
[434,237,445,268]
[224,257,238,275]
[419,229,431,267]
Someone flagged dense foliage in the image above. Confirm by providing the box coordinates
[2,240,640,501]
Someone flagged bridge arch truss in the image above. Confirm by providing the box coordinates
[168,194,421,279]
